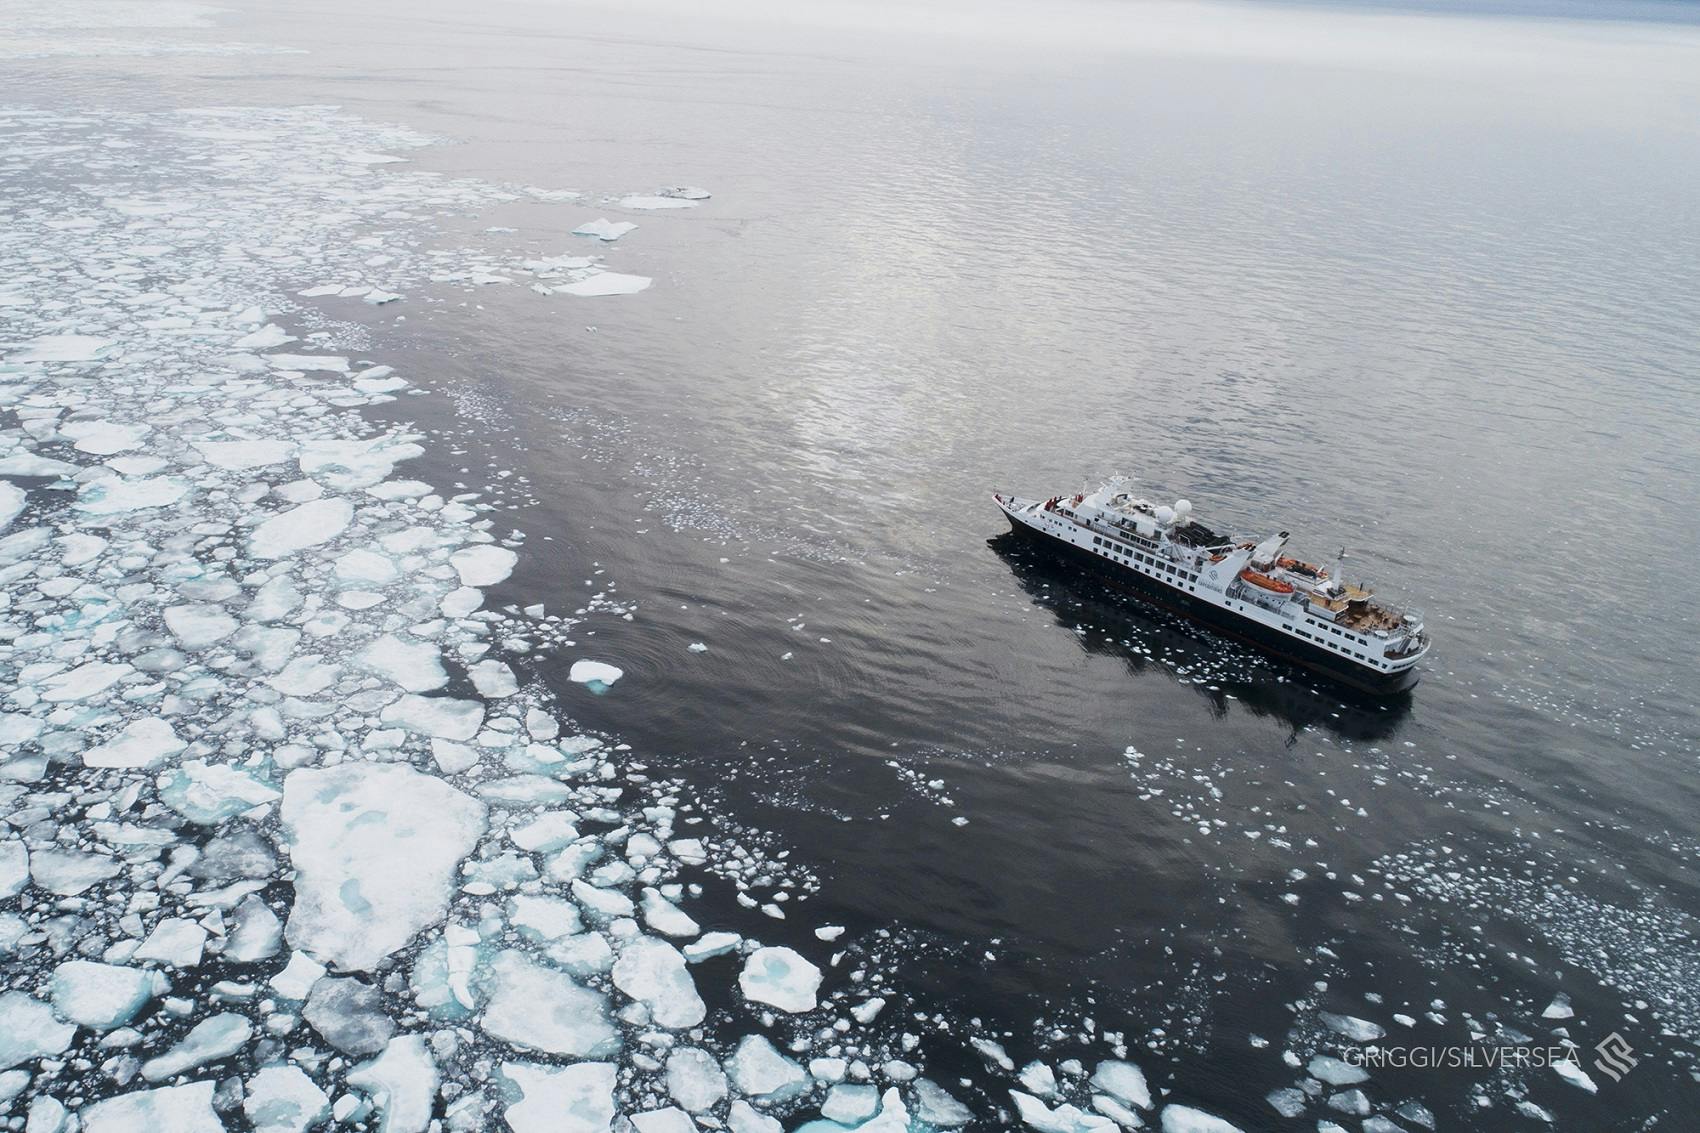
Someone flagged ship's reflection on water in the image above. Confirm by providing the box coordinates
[988,532,1413,743]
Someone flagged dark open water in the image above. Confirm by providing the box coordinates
[11,0,1700,1126]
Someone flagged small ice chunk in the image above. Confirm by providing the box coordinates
[611,936,705,1028]
[469,659,519,698]
[1305,1055,1368,1086]
[359,635,449,692]
[1265,1088,1307,1118]
[724,1035,808,1100]
[559,272,652,297]
[569,660,624,687]
[738,946,821,1013]
[825,1084,882,1124]
[304,977,397,1055]
[729,1101,783,1133]
[683,931,740,962]
[158,760,280,824]
[267,353,350,372]
[1553,1058,1597,1093]
[346,1034,437,1133]
[0,993,76,1068]
[380,694,485,740]
[479,950,619,1057]
[633,1109,695,1133]
[8,334,112,362]
[641,888,700,938]
[1010,1091,1117,1133]
[75,476,190,515]
[1090,1060,1151,1110]
[165,604,239,649]
[281,764,488,970]
[63,419,151,455]
[666,1046,727,1112]
[0,840,27,899]
[135,918,209,968]
[450,545,517,586]
[28,848,120,895]
[50,961,167,1029]
[1319,1012,1385,1043]
[1541,992,1573,1020]
[499,1062,617,1133]
[1158,1105,1245,1133]
[82,1082,223,1133]
[198,439,296,470]
[573,218,638,241]
[913,1079,974,1127]
[141,1013,251,1081]
[244,1065,330,1133]
[250,498,354,559]
[40,660,133,703]
[84,718,184,769]
[619,194,698,210]
[269,951,326,1000]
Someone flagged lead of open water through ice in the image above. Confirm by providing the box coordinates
[0,99,1233,1133]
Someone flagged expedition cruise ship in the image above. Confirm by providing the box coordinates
[995,479,1429,694]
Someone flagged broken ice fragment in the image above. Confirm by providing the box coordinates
[666,1046,727,1112]
[569,660,623,688]
[499,1061,617,1133]
[50,960,168,1029]
[450,544,517,586]
[1089,1060,1151,1110]
[724,1035,808,1100]
[0,992,76,1068]
[84,717,185,769]
[135,917,209,968]
[159,760,281,824]
[738,945,821,1013]
[346,1034,437,1133]
[573,218,637,241]
[244,1065,330,1133]
[1158,1105,1245,1133]
[282,763,487,971]
[480,950,619,1057]
[249,498,354,559]
[611,936,705,1028]
[558,272,652,297]
[142,1013,252,1081]
[304,977,397,1055]
[913,1079,975,1127]
[82,1082,223,1133]
[7,334,113,362]
[380,694,485,740]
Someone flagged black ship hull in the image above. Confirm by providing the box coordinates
[1006,514,1421,697]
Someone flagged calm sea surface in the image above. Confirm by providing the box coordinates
[10,0,1700,1125]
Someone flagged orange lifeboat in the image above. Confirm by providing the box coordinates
[1239,569,1295,594]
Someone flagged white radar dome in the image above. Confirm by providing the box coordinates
[1155,505,1176,524]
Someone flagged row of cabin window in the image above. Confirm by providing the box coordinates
[1293,624,1374,662]
[1093,536,1198,582]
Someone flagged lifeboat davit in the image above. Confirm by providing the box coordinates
[1239,569,1295,594]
